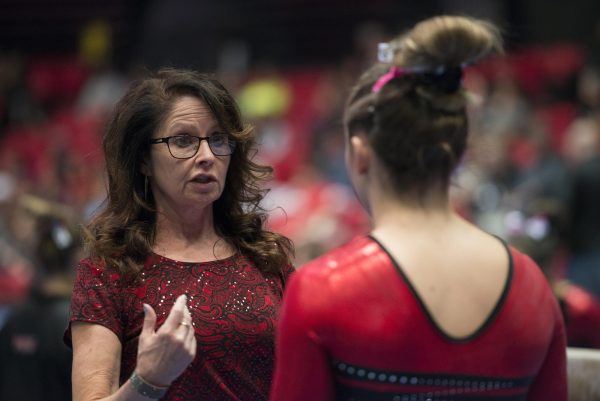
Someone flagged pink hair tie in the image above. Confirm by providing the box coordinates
[372,66,406,93]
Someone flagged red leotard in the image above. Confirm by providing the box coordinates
[271,236,567,401]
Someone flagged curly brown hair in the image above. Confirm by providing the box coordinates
[84,68,293,277]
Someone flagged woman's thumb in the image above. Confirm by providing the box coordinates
[141,303,157,337]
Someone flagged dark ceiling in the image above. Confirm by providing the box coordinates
[1,0,599,70]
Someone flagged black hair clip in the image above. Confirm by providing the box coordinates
[421,66,464,93]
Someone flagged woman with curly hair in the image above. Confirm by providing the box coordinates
[65,68,294,401]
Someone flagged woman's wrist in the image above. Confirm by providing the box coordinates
[130,371,170,399]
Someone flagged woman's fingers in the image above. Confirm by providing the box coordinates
[187,328,197,357]
[136,296,196,386]
[177,320,192,336]
[179,303,196,354]
[141,303,157,338]
[161,294,187,332]
[181,316,197,359]
[184,305,192,322]
[176,305,191,328]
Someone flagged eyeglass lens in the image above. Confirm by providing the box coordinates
[168,134,234,158]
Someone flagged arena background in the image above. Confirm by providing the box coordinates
[1,2,600,397]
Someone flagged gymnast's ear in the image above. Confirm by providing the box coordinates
[349,133,371,175]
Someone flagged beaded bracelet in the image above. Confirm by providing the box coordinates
[130,371,169,399]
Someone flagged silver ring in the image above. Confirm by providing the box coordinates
[179,321,191,327]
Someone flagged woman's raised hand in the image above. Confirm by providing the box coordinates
[135,294,197,387]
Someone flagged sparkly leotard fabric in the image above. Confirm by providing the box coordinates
[65,253,294,401]
[270,236,567,401]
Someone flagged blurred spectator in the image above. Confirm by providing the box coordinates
[0,199,79,401]
[308,65,354,186]
[264,165,368,265]
[76,19,128,116]
[564,117,600,299]
[563,116,600,163]
[0,52,45,133]
[237,66,297,181]
[576,66,600,114]
[511,115,570,206]
[0,172,35,313]
[508,200,600,349]
[479,75,531,138]
[454,131,517,237]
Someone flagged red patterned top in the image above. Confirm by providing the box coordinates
[271,236,567,401]
[65,252,294,401]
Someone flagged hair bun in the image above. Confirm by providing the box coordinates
[397,15,503,73]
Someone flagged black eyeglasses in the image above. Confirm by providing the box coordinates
[150,133,236,159]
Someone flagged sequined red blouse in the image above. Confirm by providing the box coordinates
[65,253,294,401]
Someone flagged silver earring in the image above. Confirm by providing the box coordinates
[144,176,149,200]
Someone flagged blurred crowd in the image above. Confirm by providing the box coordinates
[1,19,600,393]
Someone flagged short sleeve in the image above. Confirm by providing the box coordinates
[270,267,334,401]
[526,296,567,400]
[63,258,124,347]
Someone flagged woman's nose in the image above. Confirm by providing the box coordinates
[194,140,215,164]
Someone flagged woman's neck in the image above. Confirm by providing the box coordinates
[369,186,456,234]
[152,206,233,262]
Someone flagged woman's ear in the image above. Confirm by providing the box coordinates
[349,134,371,175]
